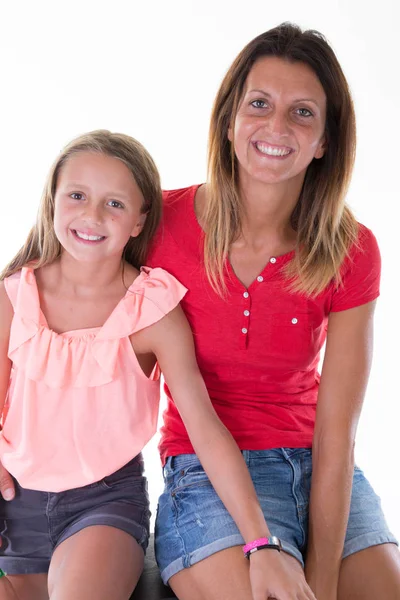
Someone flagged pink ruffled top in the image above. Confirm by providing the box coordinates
[0,266,187,492]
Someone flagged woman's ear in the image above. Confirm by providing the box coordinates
[314,135,326,159]
[228,126,233,142]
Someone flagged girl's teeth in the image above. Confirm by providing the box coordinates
[256,143,290,156]
[75,231,104,241]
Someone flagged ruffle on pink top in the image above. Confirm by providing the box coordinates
[7,266,185,388]
[0,266,187,492]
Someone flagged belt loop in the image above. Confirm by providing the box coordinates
[280,448,290,461]
[162,455,174,478]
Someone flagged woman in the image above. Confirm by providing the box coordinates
[148,23,400,600]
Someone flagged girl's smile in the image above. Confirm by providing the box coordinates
[72,229,106,243]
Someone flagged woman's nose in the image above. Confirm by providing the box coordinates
[265,109,289,136]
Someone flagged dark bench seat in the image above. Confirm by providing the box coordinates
[130,535,177,600]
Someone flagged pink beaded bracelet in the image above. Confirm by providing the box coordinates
[243,536,282,558]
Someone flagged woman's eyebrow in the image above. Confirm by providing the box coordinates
[246,89,321,107]
[246,88,272,96]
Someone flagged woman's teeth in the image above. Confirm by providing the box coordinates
[255,143,291,157]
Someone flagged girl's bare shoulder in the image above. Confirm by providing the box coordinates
[33,261,60,292]
[122,262,141,288]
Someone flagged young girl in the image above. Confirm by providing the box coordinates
[0,130,315,600]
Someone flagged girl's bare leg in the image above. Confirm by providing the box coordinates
[48,525,144,600]
[0,574,48,600]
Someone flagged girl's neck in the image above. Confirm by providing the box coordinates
[53,252,125,295]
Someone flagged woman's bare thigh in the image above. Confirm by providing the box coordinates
[169,546,304,600]
[338,543,400,599]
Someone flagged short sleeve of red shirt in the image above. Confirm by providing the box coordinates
[330,224,381,312]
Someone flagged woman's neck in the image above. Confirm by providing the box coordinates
[238,173,303,246]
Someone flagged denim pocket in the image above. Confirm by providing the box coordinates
[100,455,144,490]
[171,463,211,495]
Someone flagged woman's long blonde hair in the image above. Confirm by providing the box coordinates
[206,23,358,296]
[1,130,162,280]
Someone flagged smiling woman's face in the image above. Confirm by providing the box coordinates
[229,56,327,188]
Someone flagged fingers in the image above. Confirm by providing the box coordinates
[302,585,317,600]
[0,461,15,501]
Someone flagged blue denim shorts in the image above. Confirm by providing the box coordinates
[0,454,150,575]
[155,448,398,584]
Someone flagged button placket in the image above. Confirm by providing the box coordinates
[241,289,251,348]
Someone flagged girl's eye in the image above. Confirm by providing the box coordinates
[251,99,268,109]
[296,108,313,117]
[70,192,84,200]
[108,200,124,209]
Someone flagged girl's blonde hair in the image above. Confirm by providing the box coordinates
[1,130,162,280]
[206,22,358,296]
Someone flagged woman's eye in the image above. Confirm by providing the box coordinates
[108,200,124,209]
[296,108,313,117]
[251,99,268,109]
[70,192,84,200]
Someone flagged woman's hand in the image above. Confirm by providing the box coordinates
[249,550,317,600]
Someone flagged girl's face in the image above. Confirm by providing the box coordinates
[53,152,146,263]
[229,56,327,188]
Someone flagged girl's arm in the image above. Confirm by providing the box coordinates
[0,282,16,501]
[141,305,316,600]
[304,301,376,600]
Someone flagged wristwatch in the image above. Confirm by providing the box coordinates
[243,536,282,559]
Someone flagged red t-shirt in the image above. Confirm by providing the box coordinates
[147,185,381,464]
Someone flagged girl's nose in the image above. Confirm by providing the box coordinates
[83,203,103,224]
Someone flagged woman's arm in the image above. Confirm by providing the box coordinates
[0,282,16,501]
[305,301,376,599]
[140,305,316,600]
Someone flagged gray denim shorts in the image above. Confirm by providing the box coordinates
[0,454,150,575]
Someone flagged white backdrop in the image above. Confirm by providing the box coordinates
[0,0,398,535]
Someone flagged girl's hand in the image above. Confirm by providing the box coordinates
[0,460,14,502]
[249,550,317,600]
